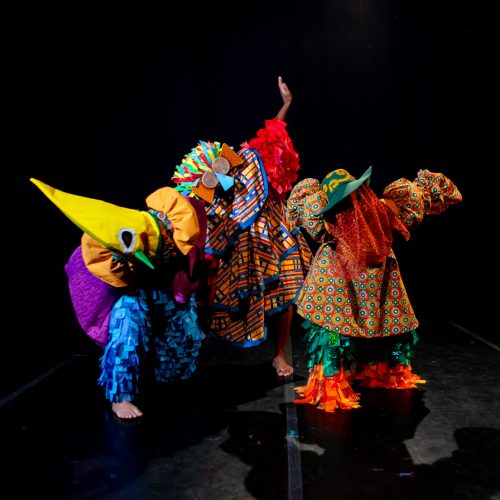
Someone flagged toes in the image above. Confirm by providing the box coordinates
[277,368,293,377]
[112,402,143,420]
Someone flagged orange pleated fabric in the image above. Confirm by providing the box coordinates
[294,364,361,413]
[349,361,426,389]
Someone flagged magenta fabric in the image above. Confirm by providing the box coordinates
[172,197,208,304]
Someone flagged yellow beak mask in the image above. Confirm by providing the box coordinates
[30,178,160,269]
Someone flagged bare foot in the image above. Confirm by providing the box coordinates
[272,355,294,377]
[112,400,143,419]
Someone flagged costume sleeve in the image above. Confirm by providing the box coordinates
[81,233,131,288]
[241,117,300,199]
[383,169,463,231]
[146,186,200,255]
[286,178,328,240]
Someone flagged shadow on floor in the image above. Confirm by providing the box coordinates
[2,323,500,499]
[2,338,299,499]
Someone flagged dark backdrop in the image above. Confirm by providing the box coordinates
[4,1,492,398]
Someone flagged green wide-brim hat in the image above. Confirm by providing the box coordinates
[317,166,372,215]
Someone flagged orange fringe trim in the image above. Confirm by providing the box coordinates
[349,361,426,389]
[294,364,361,413]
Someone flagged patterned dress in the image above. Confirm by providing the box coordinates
[172,118,311,347]
[206,147,309,346]
[287,170,462,412]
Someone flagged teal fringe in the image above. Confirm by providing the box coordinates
[302,323,354,377]
[99,290,203,403]
[301,323,419,376]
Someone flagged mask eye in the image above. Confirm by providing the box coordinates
[201,171,219,189]
[118,228,137,253]
[213,156,230,175]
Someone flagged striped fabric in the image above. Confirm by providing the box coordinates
[206,150,304,346]
[205,149,267,255]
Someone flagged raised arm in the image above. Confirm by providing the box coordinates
[276,75,292,121]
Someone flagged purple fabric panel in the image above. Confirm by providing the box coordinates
[64,246,122,348]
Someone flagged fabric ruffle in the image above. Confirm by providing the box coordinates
[301,321,354,376]
[348,361,426,389]
[286,178,327,240]
[201,147,306,345]
[145,186,201,256]
[414,169,463,214]
[383,169,462,230]
[294,364,361,413]
[346,329,423,388]
[241,118,300,199]
[98,291,204,403]
[151,292,204,382]
[207,197,304,345]
[294,325,424,412]
[98,293,150,402]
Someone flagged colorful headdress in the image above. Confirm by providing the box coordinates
[172,141,243,204]
[317,166,372,214]
[30,178,160,269]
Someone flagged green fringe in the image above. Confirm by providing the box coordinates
[301,319,419,374]
[350,329,420,367]
[388,329,419,366]
[301,320,354,377]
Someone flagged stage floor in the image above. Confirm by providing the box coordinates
[2,319,499,499]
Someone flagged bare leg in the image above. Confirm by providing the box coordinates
[111,400,144,419]
[270,305,294,377]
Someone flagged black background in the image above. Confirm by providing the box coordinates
[4,1,493,398]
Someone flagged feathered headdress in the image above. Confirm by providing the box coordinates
[172,141,243,203]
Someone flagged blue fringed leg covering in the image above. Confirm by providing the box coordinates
[98,293,151,403]
[152,292,204,382]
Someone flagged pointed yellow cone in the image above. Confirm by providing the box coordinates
[30,178,160,267]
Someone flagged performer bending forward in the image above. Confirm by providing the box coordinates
[286,166,462,412]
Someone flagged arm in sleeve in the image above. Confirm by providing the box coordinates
[382,169,463,231]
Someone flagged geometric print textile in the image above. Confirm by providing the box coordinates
[296,245,418,338]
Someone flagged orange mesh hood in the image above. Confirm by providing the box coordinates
[328,184,398,279]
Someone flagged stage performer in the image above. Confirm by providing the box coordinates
[172,76,311,377]
[31,178,207,419]
[286,166,462,412]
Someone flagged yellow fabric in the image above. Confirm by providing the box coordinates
[30,178,161,257]
[81,233,131,288]
[31,179,200,284]
[145,187,200,255]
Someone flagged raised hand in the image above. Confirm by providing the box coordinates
[278,75,292,106]
[277,75,292,121]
